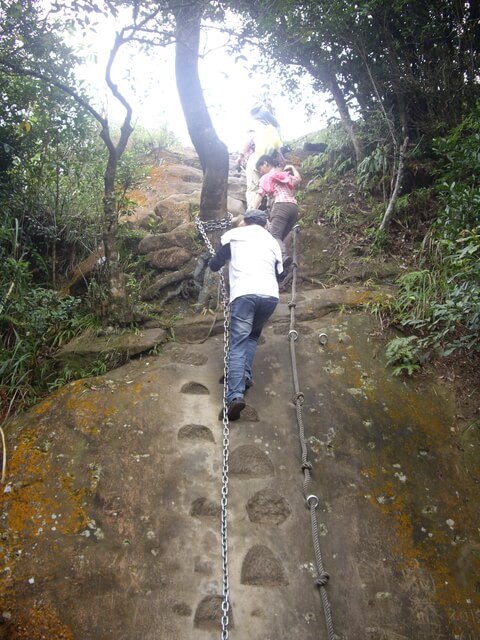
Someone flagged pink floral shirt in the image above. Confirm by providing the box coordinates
[258,169,300,204]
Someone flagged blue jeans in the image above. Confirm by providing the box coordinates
[227,294,278,404]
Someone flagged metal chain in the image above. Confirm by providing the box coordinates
[287,225,336,640]
[195,216,232,640]
[196,215,233,232]
[197,216,334,638]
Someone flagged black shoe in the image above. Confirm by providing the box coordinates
[218,398,246,421]
[283,256,293,270]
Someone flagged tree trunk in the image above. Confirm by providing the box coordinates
[173,1,229,222]
[379,136,409,232]
[325,72,365,162]
[305,63,366,162]
[100,115,134,324]
[173,1,229,310]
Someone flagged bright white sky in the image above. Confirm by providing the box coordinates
[70,11,334,152]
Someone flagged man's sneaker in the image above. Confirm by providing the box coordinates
[283,255,293,270]
[218,397,246,421]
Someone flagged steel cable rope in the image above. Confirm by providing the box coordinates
[288,225,335,640]
[195,215,233,640]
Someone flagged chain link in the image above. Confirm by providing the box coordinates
[195,215,232,233]
[195,216,232,640]
[220,295,231,639]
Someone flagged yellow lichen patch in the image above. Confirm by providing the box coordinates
[360,465,378,481]
[31,397,55,416]
[126,189,148,207]
[58,475,89,535]
[368,480,417,570]
[63,394,116,435]
[378,373,454,440]
[149,165,171,184]
[132,382,143,394]
[31,380,87,417]
[366,470,479,635]
[6,601,74,640]
[0,429,89,553]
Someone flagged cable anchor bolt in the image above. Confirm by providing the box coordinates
[305,494,319,509]
[318,332,328,346]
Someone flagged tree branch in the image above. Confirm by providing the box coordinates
[0,62,107,127]
[379,136,409,232]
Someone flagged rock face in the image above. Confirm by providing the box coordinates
[137,222,197,254]
[132,150,246,232]
[128,150,247,292]
[55,327,168,372]
[147,246,192,270]
[4,149,477,640]
[2,290,477,640]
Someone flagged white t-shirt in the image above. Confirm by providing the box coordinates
[220,224,283,302]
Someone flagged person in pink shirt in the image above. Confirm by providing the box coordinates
[254,154,302,268]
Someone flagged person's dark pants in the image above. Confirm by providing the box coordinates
[227,294,278,404]
[269,202,299,262]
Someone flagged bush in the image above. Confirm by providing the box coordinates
[383,107,480,368]
[0,267,99,416]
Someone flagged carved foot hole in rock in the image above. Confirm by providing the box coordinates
[194,558,213,575]
[180,381,210,394]
[172,602,192,617]
[190,497,221,519]
[194,594,234,629]
[241,545,288,586]
[230,445,274,478]
[178,424,214,442]
[246,489,292,524]
[240,404,259,422]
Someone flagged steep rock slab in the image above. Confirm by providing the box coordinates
[1,305,477,640]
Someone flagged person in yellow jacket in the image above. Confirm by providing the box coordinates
[244,98,285,209]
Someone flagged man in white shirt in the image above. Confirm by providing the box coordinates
[209,209,284,420]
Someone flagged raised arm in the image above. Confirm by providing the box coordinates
[284,164,301,180]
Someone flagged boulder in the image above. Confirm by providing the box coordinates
[147,246,192,270]
[227,195,246,217]
[137,223,197,255]
[158,161,203,185]
[227,176,247,201]
[154,192,201,230]
[54,327,167,373]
